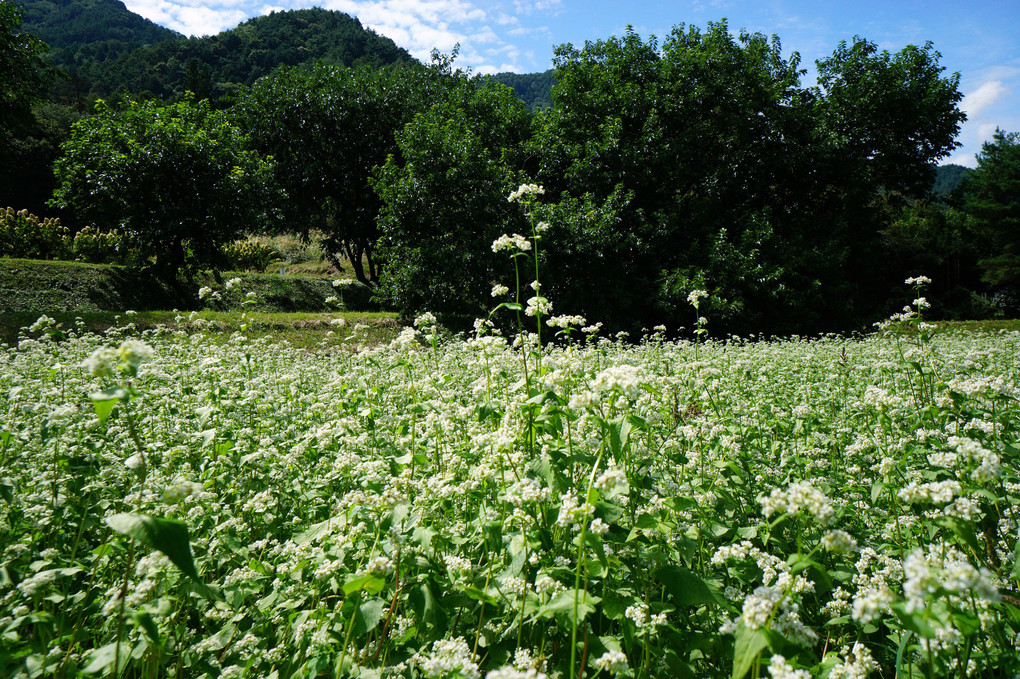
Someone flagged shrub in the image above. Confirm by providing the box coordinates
[69,225,138,264]
[222,237,279,272]
[0,207,69,260]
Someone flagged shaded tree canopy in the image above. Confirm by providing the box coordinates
[51,96,281,273]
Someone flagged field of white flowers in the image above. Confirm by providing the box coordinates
[2,305,1019,679]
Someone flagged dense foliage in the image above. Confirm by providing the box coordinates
[233,61,443,284]
[22,4,412,102]
[959,130,1020,288]
[2,283,1019,676]
[488,69,556,110]
[0,1,52,145]
[51,97,281,272]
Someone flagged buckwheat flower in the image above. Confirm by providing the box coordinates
[485,668,548,679]
[83,346,117,378]
[491,233,532,252]
[568,391,597,410]
[625,602,649,628]
[507,183,545,202]
[535,221,551,233]
[324,295,338,305]
[768,655,810,679]
[828,643,878,679]
[759,481,835,525]
[419,638,480,679]
[225,277,241,290]
[414,312,437,328]
[491,284,509,297]
[589,517,610,535]
[198,285,212,300]
[913,297,930,309]
[592,364,647,400]
[594,650,628,674]
[594,466,629,497]
[821,529,859,554]
[524,296,552,317]
[365,555,394,576]
[687,289,709,306]
[117,339,154,372]
[905,275,932,285]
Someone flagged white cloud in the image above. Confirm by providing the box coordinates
[123,0,252,36]
[963,80,1008,118]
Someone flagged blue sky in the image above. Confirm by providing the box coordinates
[121,0,1019,166]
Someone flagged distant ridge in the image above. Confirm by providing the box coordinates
[18,3,414,100]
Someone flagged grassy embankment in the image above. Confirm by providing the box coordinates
[0,257,402,348]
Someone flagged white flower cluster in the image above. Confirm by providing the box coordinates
[491,284,509,297]
[905,275,932,285]
[506,183,545,202]
[594,466,629,497]
[162,480,210,505]
[418,638,480,679]
[591,364,647,400]
[624,601,667,633]
[768,655,810,679]
[365,555,395,577]
[821,529,858,554]
[828,643,879,679]
[687,289,709,306]
[594,650,628,674]
[492,233,532,253]
[948,435,1002,483]
[759,481,835,525]
[524,296,552,317]
[556,493,595,528]
[414,312,438,328]
[225,277,241,290]
[902,545,999,614]
[897,478,963,504]
[546,314,586,329]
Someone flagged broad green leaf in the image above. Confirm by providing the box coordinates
[732,623,769,679]
[537,589,600,625]
[90,388,126,424]
[82,642,132,675]
[353,598,386,637]
[1012,541,1020,581]
[343,574,386,595]
[106,513,214,599]
[657,565,718,607]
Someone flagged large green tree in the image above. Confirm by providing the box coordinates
[960,129,1020,287]
[522,22,965,334]
[233,62,438,284]
[372,69,533,318]
[52,96,281,273]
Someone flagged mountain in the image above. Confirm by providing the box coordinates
[19,3,414,101]
[18,0,181,49]
[488,69,556,110]
[934,163,970,197]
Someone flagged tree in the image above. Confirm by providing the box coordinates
[234,62,441,284]
[0,1,52,148]
[814,38,966,199]
[526,23,966,334]
[372,69,533,319]
[960,129,1020,286]
[52,96,280,273]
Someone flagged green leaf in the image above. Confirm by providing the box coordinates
[90,387,126,424]
[936,516,983,556]
[891,602,937,638]
[656,565,718,607]
[1010,540,1020,581]
[353,598,386,637]
[106,513,214,599]
[342,574,386,596]
[0,478,12,505]
[607,416,633,460]
[536,589,600,625]
[82,642,132,675]
[732,623,769,679]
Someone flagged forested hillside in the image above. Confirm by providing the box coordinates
[19,3,412,101]
[19,0,180,49]
[489,69,555,109]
